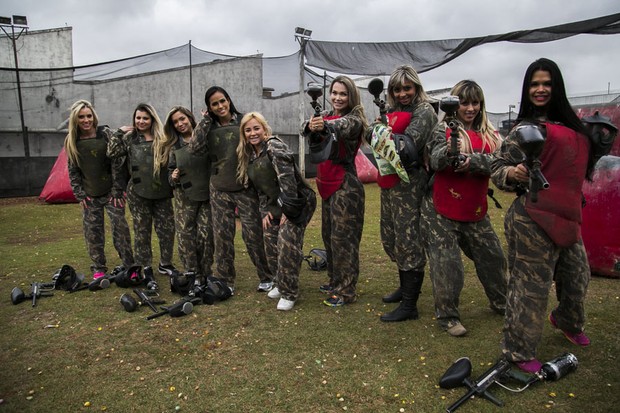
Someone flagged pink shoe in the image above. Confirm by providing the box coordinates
[515,359,542,374]
[549,312,591,347]
[93,271,106,280]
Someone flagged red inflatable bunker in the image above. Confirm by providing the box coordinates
[581,155,620,278]
[38,148,78,204]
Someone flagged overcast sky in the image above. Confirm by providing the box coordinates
[3,0,620,112]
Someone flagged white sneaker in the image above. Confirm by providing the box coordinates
[257,281,273,292]
[277,297,295,311]
[268,287,281,299]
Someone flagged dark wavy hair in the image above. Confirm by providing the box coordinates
[204,86,242,122]
[516,58,593,178]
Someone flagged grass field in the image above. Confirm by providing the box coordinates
[0,183,618,413]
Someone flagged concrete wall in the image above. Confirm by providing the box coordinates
[0,27,73,68]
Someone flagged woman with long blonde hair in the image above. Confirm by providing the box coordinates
[421,80,507,337]
[64,100,134,279]
[107,103,177,287]
[236,112,316,310]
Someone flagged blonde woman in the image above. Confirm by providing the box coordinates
[65,100,133,279]
[421,80,506,337]
[236,112,316,310]
[108,103,177,285]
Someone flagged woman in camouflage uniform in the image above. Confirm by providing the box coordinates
[422,80,506,336]
[188,87,272,293]
[108,103,177,287]
[236,112,316,311]
[303,76,368,307]
[491,58,592,373]
[65,100,134,280]
[166,106,214,285]
[366,65,438,322]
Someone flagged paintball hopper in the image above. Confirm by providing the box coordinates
[439,357,472,389]
[53,264,84,291]
[368,78,384,100]
[119,293,138,312]
[440,95,460,117]
[307,83,323,115]
[513,123,546,161]
[11,287,29,305]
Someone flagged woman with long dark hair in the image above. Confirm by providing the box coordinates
[491,58,592,373]
[303,76,368,307]
[188,87,272,293]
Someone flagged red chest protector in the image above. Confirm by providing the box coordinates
[433,130,491,222]
[377,111,413,189]
[525,122,590,247]
[316,115,361,200]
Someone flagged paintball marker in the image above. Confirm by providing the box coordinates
[368,78,388,124]
[511,123,549,202]
[439,357,511,413]
[146,297,198,320]
[10,282,55,307]
[439,96,467,168]
[133,288,164,313]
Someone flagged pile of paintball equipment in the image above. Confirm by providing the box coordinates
[439,353,578,412]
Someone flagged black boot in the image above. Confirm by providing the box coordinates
[382,271,403,303]
[380,270,423,322]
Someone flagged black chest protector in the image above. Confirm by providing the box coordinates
[76,131,112,197]
[248,150,281,216]
[174,143,211,202]
[207,124,243,192]
[128,136,172,199]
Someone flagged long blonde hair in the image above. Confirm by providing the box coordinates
[445,80,501,153]
[131,103,170,177]
[236,112,273,186]
[64,100,99,167]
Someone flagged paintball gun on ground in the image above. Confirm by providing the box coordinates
[119,288,165,313]
[146,297,198,320]
[439,353,579,412]
[511,123,549,202]
[439,96,467,168]
[11,282,55,306]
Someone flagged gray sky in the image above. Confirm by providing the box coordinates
[3,0,619,112]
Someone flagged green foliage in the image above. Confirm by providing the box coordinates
[0,188,618,413]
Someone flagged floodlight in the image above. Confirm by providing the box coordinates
[12,15,28,26]
[0,16,11,25]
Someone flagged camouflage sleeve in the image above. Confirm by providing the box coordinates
[67,159,87,201]
[102,127,126,197]
[404,102,438,158]
[427,121,451,171]
[107,128,129,159]
[187,115,212,155]
[167,150,179,187]
[268,139,297,198]
[490,134,526,192]
[328,111,364,145]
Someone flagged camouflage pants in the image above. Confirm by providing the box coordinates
[210,185,272,287]
[502,196,589,362]
[264,190,317,301]
[82,195,134,273]
[379,177,426,272]
[421,196,507,329]
[322,172,365,302]
[127,187,175,268]
[173,189,214,277]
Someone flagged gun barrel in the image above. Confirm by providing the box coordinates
[133,288,158,313]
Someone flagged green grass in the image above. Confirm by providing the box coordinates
[0,185,618,413]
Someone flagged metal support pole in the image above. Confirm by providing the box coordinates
[189,40,193,113]
[298,43,306,177]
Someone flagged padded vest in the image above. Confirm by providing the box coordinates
[208,124,243,192]
[433,130,490,222]
[248,146,281,217]
[173,143,211,202]
[128,136,172,199]
[525,122,590,247]
[75,129,112,197]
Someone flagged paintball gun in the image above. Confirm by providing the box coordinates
[11,282,55,307]
[368,78,388,124]
[439,95,467,168]
[511,123,549,202]
[439,357,511,413]
[146,297,198,320]
[133,288,164,313]
[119,289,166,313]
